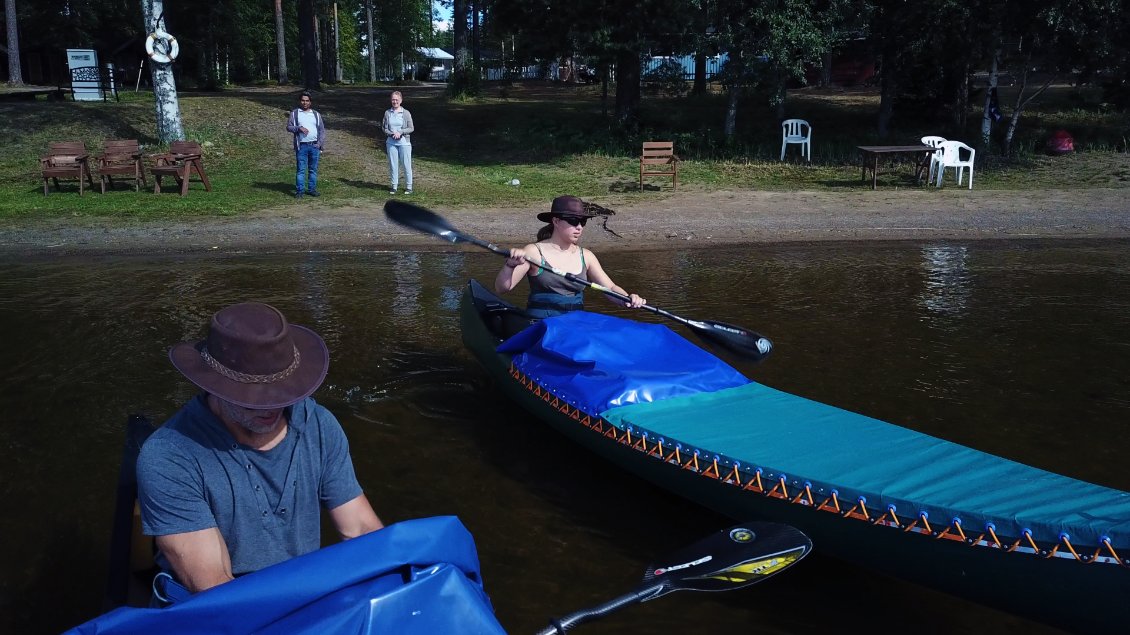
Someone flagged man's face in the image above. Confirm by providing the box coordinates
[299,96,312,110]
[217,398,286,435]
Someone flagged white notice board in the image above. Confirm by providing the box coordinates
[66,49,102,101]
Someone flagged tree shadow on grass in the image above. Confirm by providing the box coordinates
[250,180,295,194]
[337,177,389,191]
[609,179,669,193]
[821,178,874,188]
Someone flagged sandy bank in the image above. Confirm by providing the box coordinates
[2,188,1128,258]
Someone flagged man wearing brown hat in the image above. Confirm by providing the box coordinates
[137,302,383,594]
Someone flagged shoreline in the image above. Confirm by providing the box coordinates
[2,188,1129,258]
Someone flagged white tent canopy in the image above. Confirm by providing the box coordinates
[417,47,454,60]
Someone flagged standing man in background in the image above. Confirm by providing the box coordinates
[287,92,325,199]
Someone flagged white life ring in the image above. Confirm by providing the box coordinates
[145,30,180,64]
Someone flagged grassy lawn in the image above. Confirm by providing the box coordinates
[2,82,1128,221]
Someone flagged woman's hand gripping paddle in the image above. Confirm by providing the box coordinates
[534,521,812,634]
[384,200,773,362]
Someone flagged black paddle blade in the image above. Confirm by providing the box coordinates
[384,200,459,243]
[690,319,774,362]
[640,521,810,599]
[537,522,810,634]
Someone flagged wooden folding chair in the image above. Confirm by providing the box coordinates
[150,141,213,196]
[640,141,679,191]
[98,140,147,193]
[40,141,96,196]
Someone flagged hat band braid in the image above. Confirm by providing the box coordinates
[200,345,301,384]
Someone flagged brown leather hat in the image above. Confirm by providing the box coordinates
[169,302,329,409]
[537,195,599,222]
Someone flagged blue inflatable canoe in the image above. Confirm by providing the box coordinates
[460,278,1130,635]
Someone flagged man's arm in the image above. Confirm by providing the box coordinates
[155,527,235,593]
[328,493,384,539]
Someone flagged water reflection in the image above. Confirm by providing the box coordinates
[919,245,971,316]
[2,240,1128,635]
[392,251,421,318]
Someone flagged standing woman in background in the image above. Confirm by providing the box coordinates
[382,91,414,194]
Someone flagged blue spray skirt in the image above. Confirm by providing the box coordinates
[67,516,505,635]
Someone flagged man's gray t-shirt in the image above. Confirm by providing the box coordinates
[136,395,364,576]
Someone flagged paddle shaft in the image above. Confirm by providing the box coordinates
[533,585,664,635]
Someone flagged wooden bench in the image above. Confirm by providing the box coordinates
[98,140,147,193]
[40,141,96,195]
[640,141,679,191]
[150,141,213,196]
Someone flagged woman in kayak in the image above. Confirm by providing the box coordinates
[495,195,646,318]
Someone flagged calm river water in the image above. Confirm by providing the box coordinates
[2,239,1128,634]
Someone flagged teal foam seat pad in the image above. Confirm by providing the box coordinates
[601,382,1130,547]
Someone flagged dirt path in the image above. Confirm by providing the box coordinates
[2,187,1129,258]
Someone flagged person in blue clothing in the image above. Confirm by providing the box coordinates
[494,195,646,318]
[286,92,324,199]
[137,302,383,594]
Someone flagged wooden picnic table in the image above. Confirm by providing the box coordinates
[858,145,937,190]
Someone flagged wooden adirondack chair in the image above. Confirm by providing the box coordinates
[150,141,213,196]
[98,140,147,193]
[40,141,96,195]
[640,141,680,191]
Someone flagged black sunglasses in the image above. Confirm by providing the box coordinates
[557,216,588,227]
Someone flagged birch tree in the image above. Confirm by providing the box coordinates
[4,0,23,86]
[141,0,184,143]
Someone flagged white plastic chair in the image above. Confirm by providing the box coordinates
[780,119,812,161]
[934,140,976,189]
[920,135,947,184]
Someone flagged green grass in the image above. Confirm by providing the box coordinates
[2,82,1128,221]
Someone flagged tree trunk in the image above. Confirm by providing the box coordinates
[333,2,341,83]
[141,0,184,142]
[365,0,375,82]
[1002,66,1027,154]
[600,62,609,117]
[204,4,218,90]
[877,57,895,139]
[1003,62,1054,155]
[274,0,288,85]
[953,60,969,131]
[613,47,640,123]
[981,44,1000,147]
[451,0,472,93]
[691,50,706,95]
[298,0,319,89]
[773,72,786,121]
[724,84,740,139]
[472,0,480,69]
[4,0,23,86]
